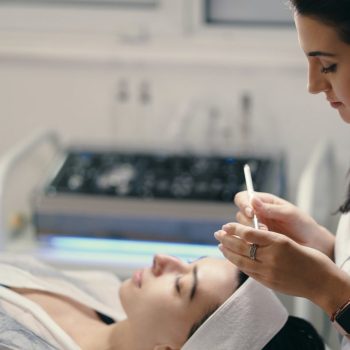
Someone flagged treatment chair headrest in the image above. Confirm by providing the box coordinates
[182,278,288,350]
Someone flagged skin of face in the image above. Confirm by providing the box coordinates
[119,254,238,350]
[294,14,350,123]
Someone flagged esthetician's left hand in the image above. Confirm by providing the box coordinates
[214,222,342,309]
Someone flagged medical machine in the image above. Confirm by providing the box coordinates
[32,147,285,247]
[0,130,285,276]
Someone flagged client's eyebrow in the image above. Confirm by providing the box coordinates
[189,265,198,301]
[307,51,336,57]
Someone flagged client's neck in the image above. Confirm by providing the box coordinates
[86,320,137,350]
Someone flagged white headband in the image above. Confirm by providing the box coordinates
[182,278,288,350]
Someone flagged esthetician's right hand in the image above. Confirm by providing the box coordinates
[234,191,335,258]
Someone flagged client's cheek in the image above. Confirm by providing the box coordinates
[119,280,142,311]
[118,284,130,309]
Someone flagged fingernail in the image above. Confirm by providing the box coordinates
[253,197,263,208]
[245,206,253,217]
[214,231,221,240]
[259,223,269,231]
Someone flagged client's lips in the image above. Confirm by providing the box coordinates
[328,100,343,109]
[132,269,143,288]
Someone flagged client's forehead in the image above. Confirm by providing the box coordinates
[196,257,237,275]
[194,257,238,302]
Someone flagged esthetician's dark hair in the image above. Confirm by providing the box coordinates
[288,0,350,44]
[339,171,350,214]
[289,0,350,213]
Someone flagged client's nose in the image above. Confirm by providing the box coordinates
[152,254,187,276]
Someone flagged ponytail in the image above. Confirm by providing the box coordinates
[339,173,350,213]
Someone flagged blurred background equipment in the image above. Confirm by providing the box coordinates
[0,130,285,276]
[33,148,285,244]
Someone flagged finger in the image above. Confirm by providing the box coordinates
[236,211,254,226]
[233,191,248,208]
[235,191,280,219]
[234,191,254,218]
[215,231,253,258]
[218,243,263,272]
[234,190,276,207]
[220,222,277,246]
[252,192,283,204]
[259,223,269,231]
[252,198,293,221]
[219,233,268,263]
[236,211,269,230]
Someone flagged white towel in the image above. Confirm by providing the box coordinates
[182,278,288,350]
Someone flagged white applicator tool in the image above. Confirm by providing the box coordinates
[243,164,260,229]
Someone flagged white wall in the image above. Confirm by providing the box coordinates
[0,1,349,205]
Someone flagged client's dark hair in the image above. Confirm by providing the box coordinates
[187,271,249,339]
[263,316,325,350]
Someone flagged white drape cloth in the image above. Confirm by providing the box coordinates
[0,254,126,350]
[182,278,288,350]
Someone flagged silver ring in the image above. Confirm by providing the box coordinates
[249,243,258,260]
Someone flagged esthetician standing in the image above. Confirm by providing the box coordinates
[214,1,350,349]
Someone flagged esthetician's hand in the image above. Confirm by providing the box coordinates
[214,223,348,316]
[234,191,334,258]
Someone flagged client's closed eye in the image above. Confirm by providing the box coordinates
[175,275,182,295]
[175,266,198,301]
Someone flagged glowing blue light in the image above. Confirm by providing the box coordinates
[41,236,221,262]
